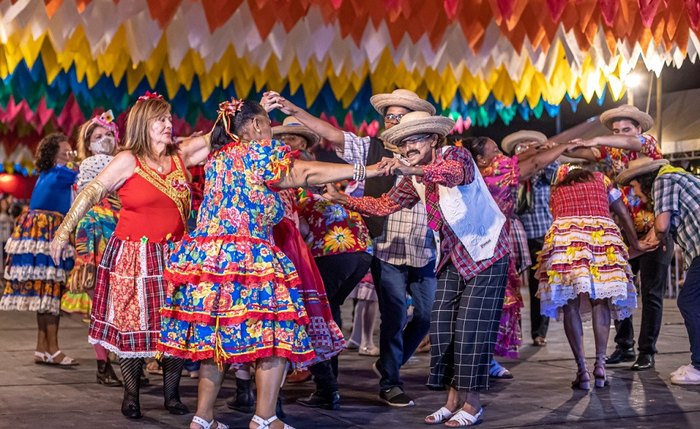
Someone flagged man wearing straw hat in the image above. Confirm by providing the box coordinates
[501,130,559,348]
[326,110,510,426]
[617,157,700,385]
[566,104,672,371]
[268,90,437,408]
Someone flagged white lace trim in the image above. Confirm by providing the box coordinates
[137,240,147,330]
[539,277,637,322]
[0,295,61,315]
[87,338,157,358]
[5,238,75,257]
[4,265,68,282]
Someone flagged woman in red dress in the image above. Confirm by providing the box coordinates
[50,94,212,420]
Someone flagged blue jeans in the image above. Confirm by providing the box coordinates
[371,257,436,391]
[678,256,700,371]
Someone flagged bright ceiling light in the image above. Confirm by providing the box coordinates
[625,72,644,89]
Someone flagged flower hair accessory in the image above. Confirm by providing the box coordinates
[137,91,164,102]
[551,163,582,186]
[90,109,119,142]
[217,98,244,142]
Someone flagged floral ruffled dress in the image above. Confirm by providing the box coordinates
[158,139,315,367]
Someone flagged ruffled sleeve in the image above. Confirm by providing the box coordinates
[251,138,293,185]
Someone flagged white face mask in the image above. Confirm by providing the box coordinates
[89,135,116,155]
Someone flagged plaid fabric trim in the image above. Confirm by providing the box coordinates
[427,257,508,391]
[88,236,168,357]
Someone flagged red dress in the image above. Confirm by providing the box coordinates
[89,155,191,358]
[272,188,346,363]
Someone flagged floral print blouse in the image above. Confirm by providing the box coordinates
[297,189,373,258]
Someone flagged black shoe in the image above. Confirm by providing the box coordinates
[96,360,123,387]
[606,347,636,365]
[297,391,341,410]
[378,387,415,408]
[226,377,255,413]
[164,398,190,415]
[121,395,142,419]
[631,354,655,371]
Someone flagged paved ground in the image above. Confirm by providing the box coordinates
[1,296,700,429]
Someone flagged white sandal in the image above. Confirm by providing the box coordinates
[445,408,483,427]
[424,406,456,425]
[251,415,295,429]
[34,351,47,364]
[44,350,79,366]
[191,416,229,429]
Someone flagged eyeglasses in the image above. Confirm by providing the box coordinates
[396,133,433,148]
[384,113,405,123]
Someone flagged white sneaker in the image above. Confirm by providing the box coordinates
[670,364,700,385]
[670,364,692,377]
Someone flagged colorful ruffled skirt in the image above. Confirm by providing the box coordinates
[495,255,523,358]
[273,217,345,364]
[67,195,120,292]
[0,209,74,315]
[158,231,316,367]
[535,216,636,321]
[88,236,171,358]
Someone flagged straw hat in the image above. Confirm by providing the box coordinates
[501,130,547,155]
[600,105,654,132]
[380,111,455,146]
[272,116,320,147]
[616,156,669,185]
[370,89,436,116]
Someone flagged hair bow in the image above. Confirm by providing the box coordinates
[217,99,244,142]
[90,109,120,142]
[137,91,164,102]
[551,163,582,186]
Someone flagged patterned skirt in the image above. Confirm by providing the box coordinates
[535,216,636,321]
[158,230,316,368]
[88,236,170,358]
[494,255,523,358]
[0,209,74,316]
[348,270,377,301]
[66,195,120,292]
[273,218,345,363]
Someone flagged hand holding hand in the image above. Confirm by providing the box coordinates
[260,91,283,113]
[322,183,348,204]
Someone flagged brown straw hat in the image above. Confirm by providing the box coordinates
[370,89,436,116]
[600,105,654,132]
[501,130,547,155]
[272,116,320,147]
[380,111,455,146]
[616,156,669,185]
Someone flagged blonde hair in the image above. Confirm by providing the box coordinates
[76,121,100,161]
[122,98,177,159]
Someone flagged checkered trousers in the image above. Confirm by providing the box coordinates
[427,256,508,392]
[88,236,170,358]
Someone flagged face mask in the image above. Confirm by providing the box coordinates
[89,135,116,155]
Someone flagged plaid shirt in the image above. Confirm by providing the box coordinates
[653,172,700,269]
[346,146,509,281]
[520,162,558,239]
[338,132,435,267]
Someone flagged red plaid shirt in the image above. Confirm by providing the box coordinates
[346,146,509,281]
